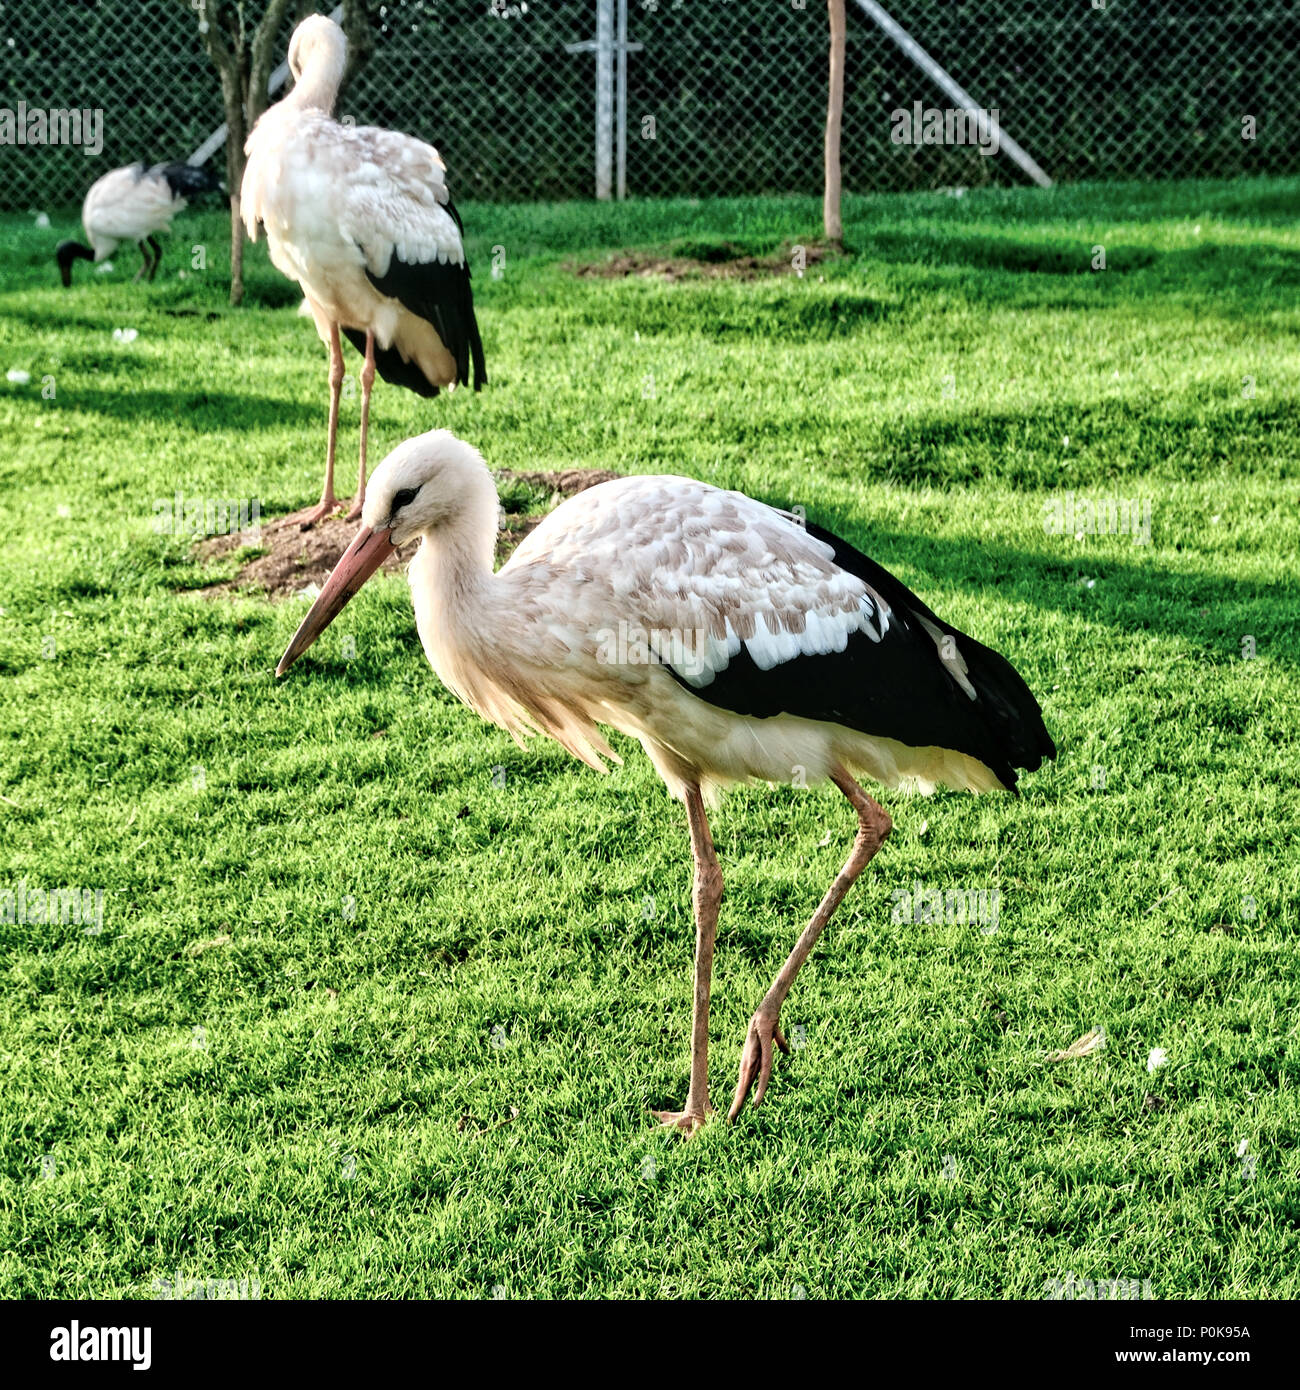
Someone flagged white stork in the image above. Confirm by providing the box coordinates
[276,431,1057,1130]
[242,14,485,529]
[56,162,220,286]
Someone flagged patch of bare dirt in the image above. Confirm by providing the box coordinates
[568,240,833,283]
[193,517,414,602]
[193,467,618,601]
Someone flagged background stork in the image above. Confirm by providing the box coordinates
[242,14,486,529]
[56,162,220,286]
[276,431,1057,1132]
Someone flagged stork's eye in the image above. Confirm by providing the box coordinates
[392,487,419,512]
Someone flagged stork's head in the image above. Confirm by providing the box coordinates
[276,431,499,677]
[287,14,347,100]
[360,430,497,547]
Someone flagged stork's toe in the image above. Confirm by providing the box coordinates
[270,498,344,531]
[651,1105,713,1135]
[728,1010,790,1120]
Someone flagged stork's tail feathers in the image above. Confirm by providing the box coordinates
[931,622,1058,790]
[353,251,487,397]
[467,294,487,391]
[804,520,1057,792]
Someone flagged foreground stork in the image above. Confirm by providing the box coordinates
[277,431,1056,1130]
[242,14,485,529]
[56,162,220,286]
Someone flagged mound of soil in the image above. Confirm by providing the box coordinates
[499,466,619,496]
[194,516,415,602]
[569,240,833,283]
[193,466,620,601]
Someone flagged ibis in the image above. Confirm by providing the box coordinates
[56,161,220,286]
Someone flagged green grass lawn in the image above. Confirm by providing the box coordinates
[1,178,1297,1300]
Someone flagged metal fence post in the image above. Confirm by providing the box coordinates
[596,0,614,200]
[616,0,628,200]
[848,0,1052,187]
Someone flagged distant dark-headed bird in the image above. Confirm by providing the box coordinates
[277,432,1056,1128]
[242,14,486,528]
[56,161,220,286]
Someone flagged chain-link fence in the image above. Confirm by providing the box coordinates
[2,1,1298,213]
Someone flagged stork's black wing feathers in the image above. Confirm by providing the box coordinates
[667,518,1056,792]
[354,201,486,396]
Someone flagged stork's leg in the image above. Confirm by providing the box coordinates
[132,241,150,282]
[145,236,162,281]
[273,323,347,530]
[344,330,376,522]
[728,770,892,1121]
[652,784,722,1134]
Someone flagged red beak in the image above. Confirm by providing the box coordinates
[275,525,396,677]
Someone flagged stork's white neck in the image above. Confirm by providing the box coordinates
[406,476,506,696]
[286,57,343,115]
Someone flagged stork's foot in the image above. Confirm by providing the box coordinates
[728,1010,791,1121]
[270,498,344,531]
[343,492,365,523]
[651,1103,713,1135]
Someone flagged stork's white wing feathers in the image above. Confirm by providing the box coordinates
[243,110,464,275]
[502,477,891,687]
[335,124,465,274]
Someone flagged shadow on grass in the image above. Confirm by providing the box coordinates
[1,272,300,321]
[840,395,1300,489]
[44,387,320,429]
[797,515,1299,671]
[856,231,1160,277]
[572,285,897,341]
[554,232,1300,341]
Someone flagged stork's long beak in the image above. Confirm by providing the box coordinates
[275,524,395,677]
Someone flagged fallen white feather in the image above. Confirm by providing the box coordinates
[6,369,31,384]
[112,328,139,344]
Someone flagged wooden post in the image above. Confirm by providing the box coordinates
[824,0,846,246]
